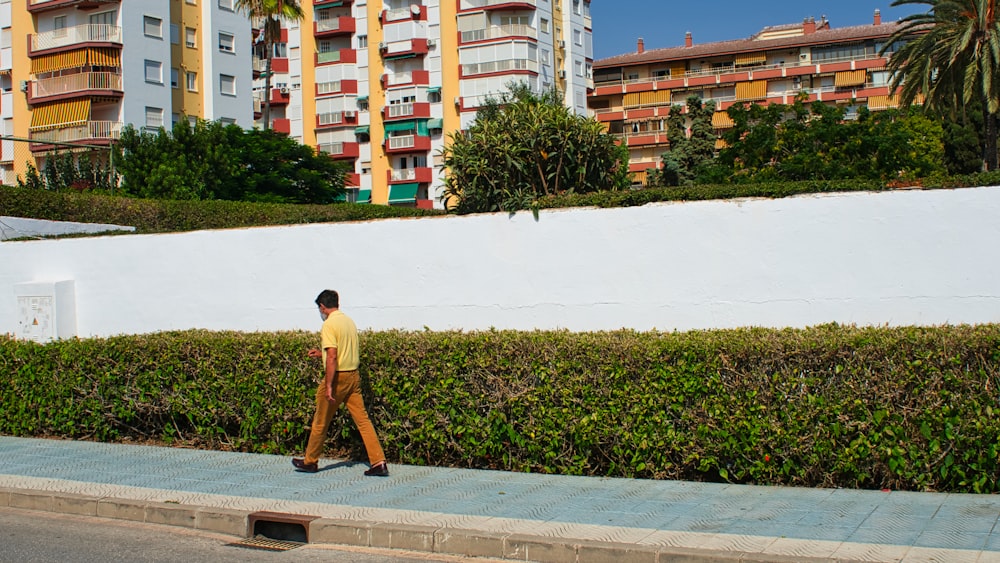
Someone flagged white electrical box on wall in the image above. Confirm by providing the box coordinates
[14,281,77,343]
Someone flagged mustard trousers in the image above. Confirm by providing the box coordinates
[303,369,386,466]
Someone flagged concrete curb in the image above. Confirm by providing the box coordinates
[0,486,860,562]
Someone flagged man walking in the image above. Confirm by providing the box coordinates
[292,289,389,476]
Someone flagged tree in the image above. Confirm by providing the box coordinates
[883,0,1000,170]
[112,118,347,203]
[440,83,630,214]
[653,96,716,186]
[235,0,304,129]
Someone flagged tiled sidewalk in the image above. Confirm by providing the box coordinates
[1,436,998,562]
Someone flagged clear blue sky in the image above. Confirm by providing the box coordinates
[590,1,925,60]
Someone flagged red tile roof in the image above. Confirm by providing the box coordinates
[595,22,903,69]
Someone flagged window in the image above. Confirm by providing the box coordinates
[185,27,196,48]
[573,0,582,15]
[272,42,286,58]
[220,73,236,95]
[218,32,235,53]
[144,15,162,38]
[358,98,369,111]
[172,113,180,126]
[576,60,584,77]
[358,35,368,48]
[540,18,549,33]
[170,24,179,44]
[219,117,236,125]
[218,0,233,10]
[186,71,198,91]
[53,16,67,38]
[171,67,179,88]
[574,29,582,46]
[186,0,196,4]
[144,60,163,84]
[145,106,164,130]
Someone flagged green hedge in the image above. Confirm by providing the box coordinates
[2,325,999,493]
[535,173,1000,210]
[0,187,443,234]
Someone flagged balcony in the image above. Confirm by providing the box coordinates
[388,167,434,184]
[382,5,426,24]
[316,79,358,96]
[269,88,290,105]
[460,24,538,44]
[461,58,538,77]
[318,141,360,159]
[272,118,291,134]
[385,134,431,154]
[316,110,359,129]
[30,24,122,54]
[316,48,357,65]
[382,70,430,89]
[27,0,119,14]
[315,16,356,38]
[461,0,537,10]
[28,120,122,149]
[28,72,122,103]
[384,102,431,121]
[380,38,430,60]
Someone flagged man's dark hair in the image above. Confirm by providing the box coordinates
[315,289,339,309]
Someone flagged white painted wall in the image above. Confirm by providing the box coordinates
[0,217,134,240]
[3,187,1000,339]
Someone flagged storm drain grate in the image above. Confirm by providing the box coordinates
[228,535,305,551]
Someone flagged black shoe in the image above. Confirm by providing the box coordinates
[364,461,389,477]
[292,458,318,473]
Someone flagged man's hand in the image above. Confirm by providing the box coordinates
[326,385,336,402]
[307,348,322,359]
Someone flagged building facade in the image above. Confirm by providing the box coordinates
[589,11,909,186]
[253,0,593,208]
[1,0,253,184]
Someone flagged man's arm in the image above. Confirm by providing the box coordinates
[324,346,339,402]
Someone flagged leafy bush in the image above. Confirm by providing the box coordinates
[0,186,443,234]
[2,325,998,493]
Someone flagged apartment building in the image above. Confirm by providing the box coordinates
[589,11,909,186]
[1,0,253,184]
[253,0,593,208]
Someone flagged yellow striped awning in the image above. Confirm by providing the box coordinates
[669,64,686,78]
[30,99,91,131]
[31,50,86,74]
[88,47,121,67]
[835,70,867,87]
[623,90,671,108]
[866,94,899,111]
[735,80,767,101]
[715,138,729,150]
[631,170,648,185]
[712,111,734,128]
[734,52,766,66]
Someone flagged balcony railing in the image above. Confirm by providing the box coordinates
[317,50,342,64]
[385,7,413,22]
[462,0,537,8]
[462,58,538,76]
[31,72,121,98]
[316,18,343,33]
[386,72,412,87]
[29,120,122,144]
[388,135,415,150]
[390,169,418,181]
[596,52,891,88]
[387,103,413,118]
[461,24,538,43]
[31,24,122,52]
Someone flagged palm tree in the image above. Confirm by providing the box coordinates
[235,0,304,130]
[882,0,1000,170]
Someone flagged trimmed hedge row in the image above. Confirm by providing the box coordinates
[0,187,444,234]
[535,173,1000,210]
[2,325,999,493]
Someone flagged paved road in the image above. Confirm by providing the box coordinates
[0,507,507,563]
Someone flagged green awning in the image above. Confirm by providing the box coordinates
[384,53,417,60]
[388,183,418,204]
[354,125,370,135]
[357,95,368,102]
[427,118,443,129]
[427,86,441,94]
[356,189,371,203]
[383,119,428,135]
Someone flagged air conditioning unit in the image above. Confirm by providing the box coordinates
[558,70,567,79]
[426,38,436,47]
[454,96,461,106]
[378,41,387,51]
[344,110,356,118]
[559,40,566,49]
[280,87,289,94]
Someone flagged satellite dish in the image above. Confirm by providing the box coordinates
[410,4,420,14]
